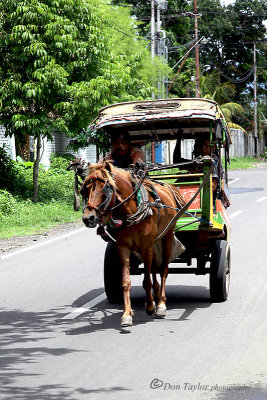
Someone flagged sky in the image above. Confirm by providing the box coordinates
[220,0,235,5]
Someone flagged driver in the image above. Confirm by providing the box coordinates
[99,131,144,168]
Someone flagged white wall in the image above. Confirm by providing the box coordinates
[0,126,16,160]
[40,131,97,167]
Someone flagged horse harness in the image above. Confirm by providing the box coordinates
[82,162,213,242]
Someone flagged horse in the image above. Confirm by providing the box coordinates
[81,162,185,328]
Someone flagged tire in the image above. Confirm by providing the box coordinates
[104,242,123,304]
[210,240,230,302]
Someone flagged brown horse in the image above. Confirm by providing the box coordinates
[81,162,185,328]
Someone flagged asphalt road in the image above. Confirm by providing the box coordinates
[0,167,267,400]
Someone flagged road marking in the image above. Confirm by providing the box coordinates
[228,178,240,186]
[256,196,267,203]
[229,210,243,219]
[0,227,87,260]
[61,293,107,320]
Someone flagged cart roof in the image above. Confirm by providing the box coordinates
[92,98,231,143]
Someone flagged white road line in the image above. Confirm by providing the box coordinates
[228,178,240,186]
[229,210,243,219]
[61,293,107,320]
[256,196,267,203]
[0,227,87,260]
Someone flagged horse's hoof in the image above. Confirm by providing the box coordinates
[155,304,167,318]
[121,315,133,327]
[145,301,156,316]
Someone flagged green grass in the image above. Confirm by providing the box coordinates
[0,154,83,239]
[0,201,82,239]
[227,157,266,170]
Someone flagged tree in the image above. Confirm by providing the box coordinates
[0,0,152,200]
[199,72,245,130]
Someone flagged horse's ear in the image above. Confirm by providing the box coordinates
[104,161,112,172]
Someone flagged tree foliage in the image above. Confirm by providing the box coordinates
[0,0,154,141]
[0,0,157,199]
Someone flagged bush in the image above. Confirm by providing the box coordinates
[260,147,267,159]
[0,145,20,192]
[0,189,18,215]
[49,153,75,172]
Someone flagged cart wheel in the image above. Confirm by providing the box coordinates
[210,240,230,302]
[104,242,123,304]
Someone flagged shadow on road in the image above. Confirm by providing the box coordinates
[213,384,267,400]
[230,187,263,195]
[64,284,212,336]
[0,308,131,399]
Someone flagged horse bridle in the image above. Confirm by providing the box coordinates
[82,176,116,215]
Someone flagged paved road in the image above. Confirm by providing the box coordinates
[0,168,267,400]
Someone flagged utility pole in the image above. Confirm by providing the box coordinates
[253,42,258,156]
[151,0,155,61]
[156,2,161,97]
[194,0,200,98]
[151,0,155,162]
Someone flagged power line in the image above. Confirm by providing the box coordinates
[101,3,267,18]
[221,69,254,84]
[168,39,196,53]
[106,21,149,41]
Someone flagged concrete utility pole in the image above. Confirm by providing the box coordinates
[194,0,200,98]
[151,0,155,61]
[253,42,258,156]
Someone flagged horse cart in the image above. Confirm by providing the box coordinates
[82,98,231,327]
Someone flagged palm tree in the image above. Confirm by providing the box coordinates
[199,72,246,131]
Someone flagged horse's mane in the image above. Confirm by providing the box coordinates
[84,162,134,190]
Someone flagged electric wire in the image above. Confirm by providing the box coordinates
[101,3,267,18]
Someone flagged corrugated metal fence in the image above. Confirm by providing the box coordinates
[229,129,265,157]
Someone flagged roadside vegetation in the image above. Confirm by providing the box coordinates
[0,148,81,239]
[227,156,266,170]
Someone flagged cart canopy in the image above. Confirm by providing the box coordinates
[92,98,231,144]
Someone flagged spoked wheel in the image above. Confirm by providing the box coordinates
[210,240,231,302]
[104,242,123,304]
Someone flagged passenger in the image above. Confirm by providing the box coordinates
[193,135,224,192]
[99,132,144,168]
[173,135,224,192]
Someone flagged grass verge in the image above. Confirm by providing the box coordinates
[227,157,266,170]
[0,201,82,239]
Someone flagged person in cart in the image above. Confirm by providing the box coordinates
[173,134,224,192]
[99,131,144,168]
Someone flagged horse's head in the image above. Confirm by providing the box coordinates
[80,162,117,228]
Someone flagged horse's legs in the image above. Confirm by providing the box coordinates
[142,248,156,315]
[155,230,173,318]
[118,246,133,327]
[152,259,161,304]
